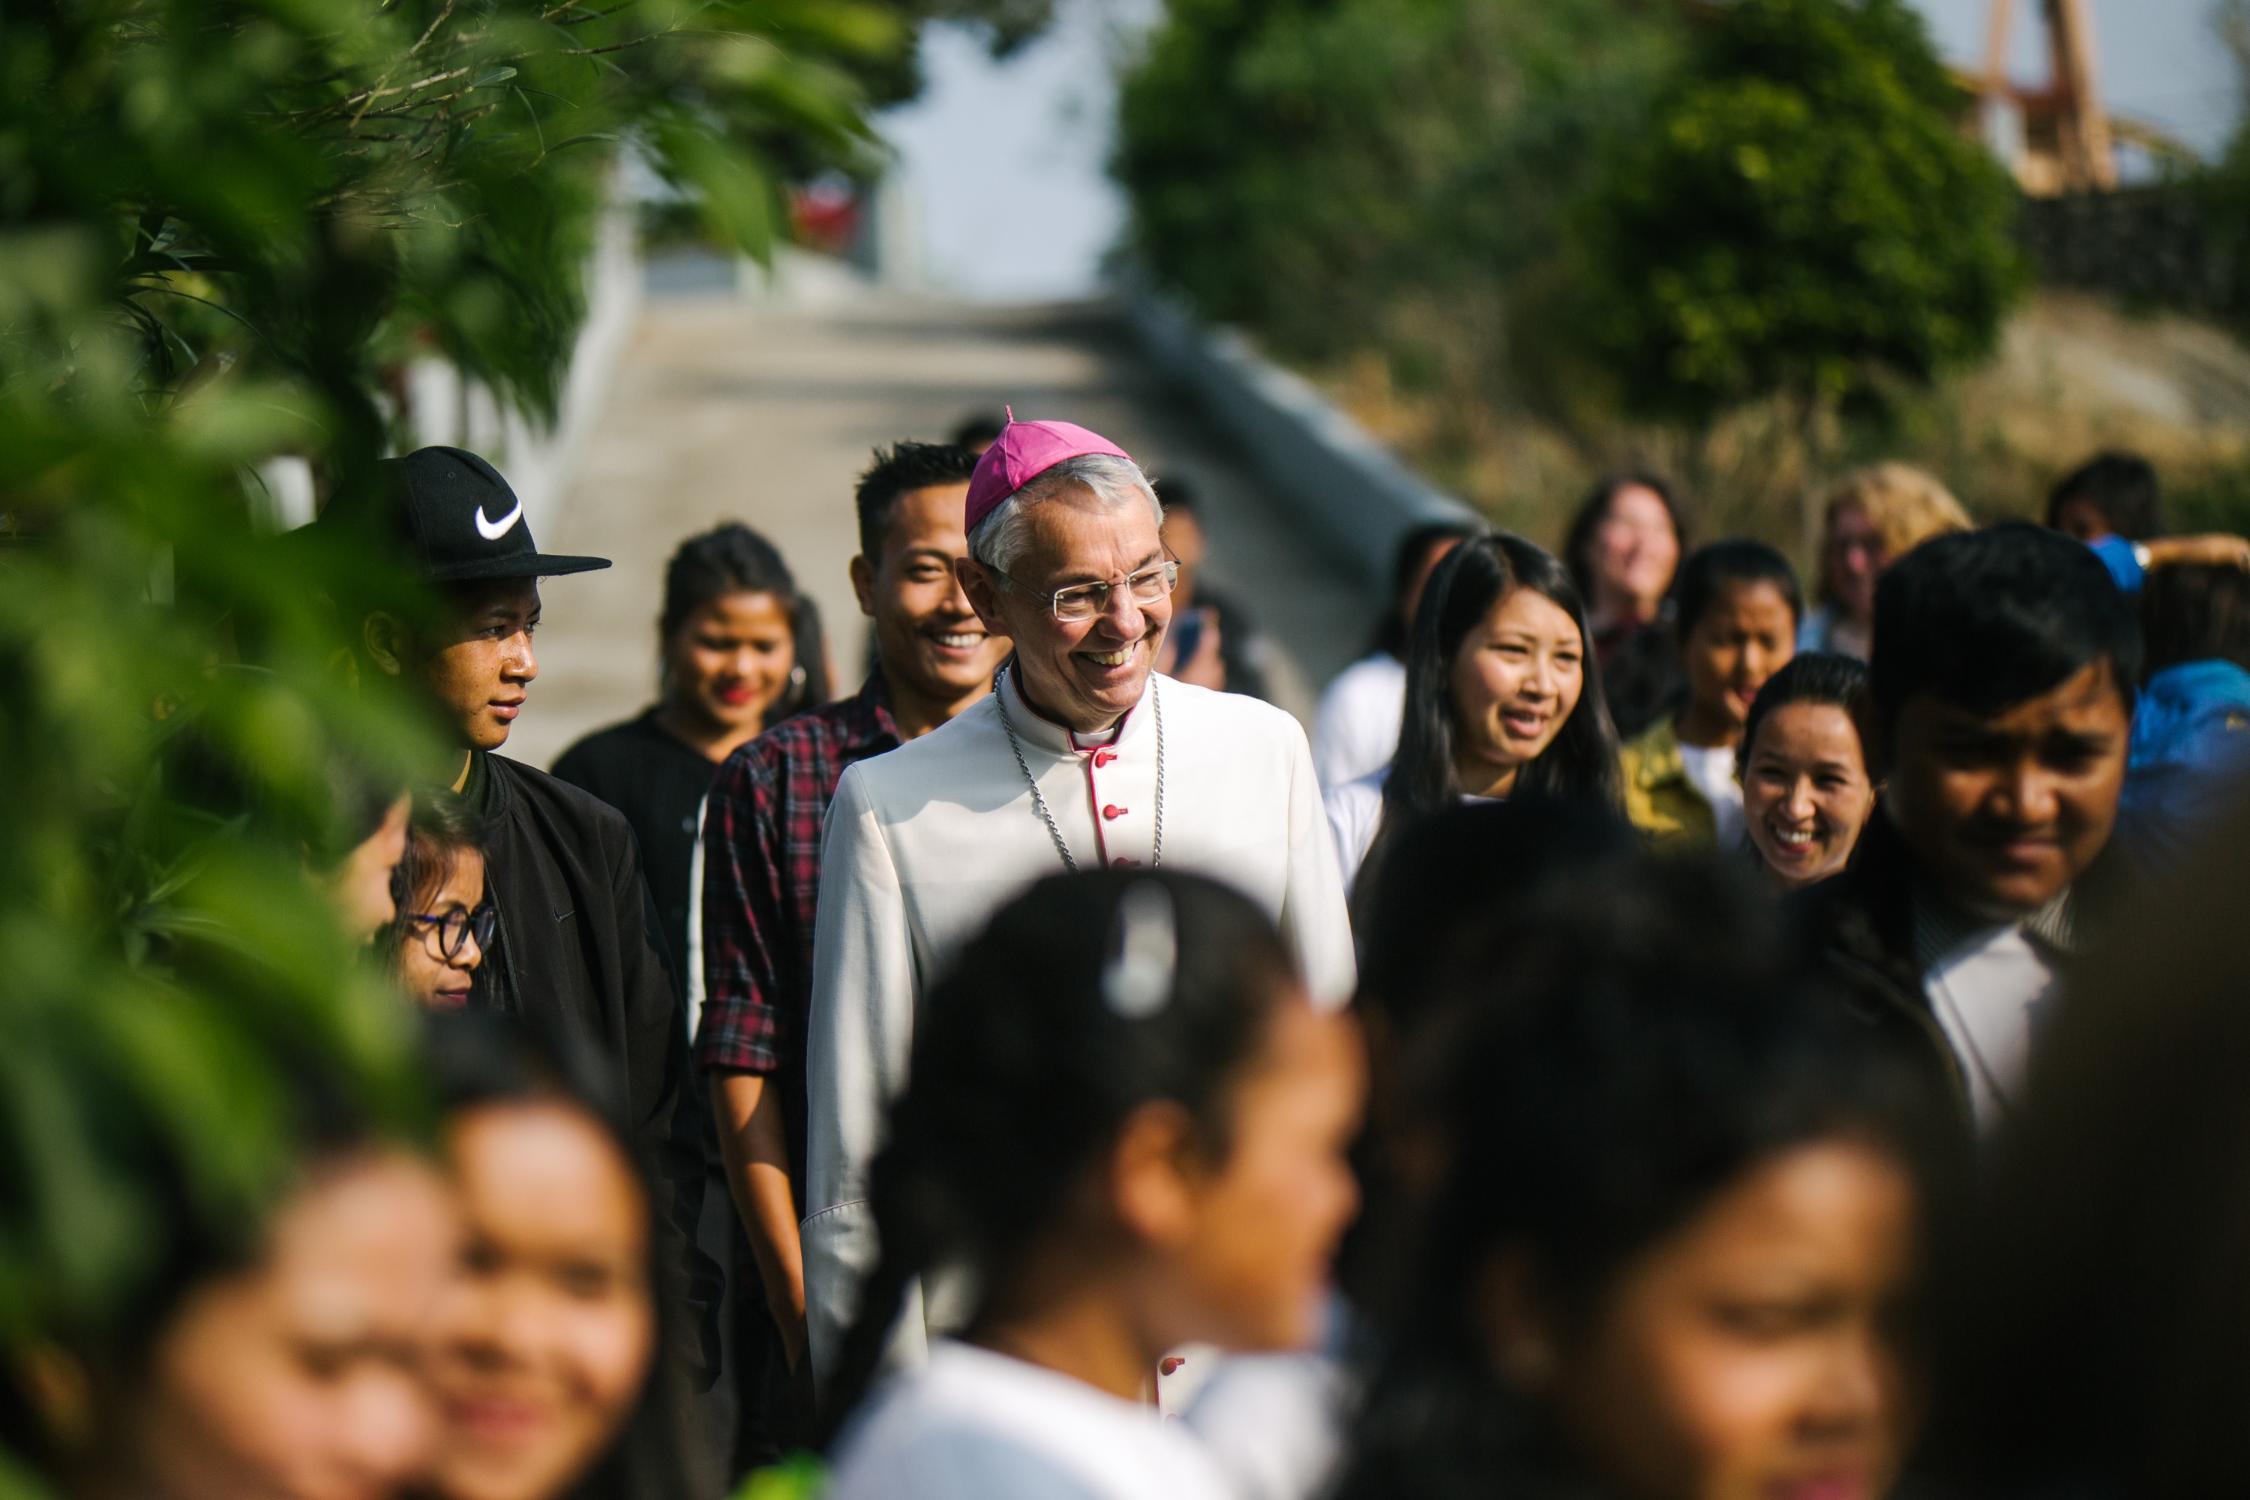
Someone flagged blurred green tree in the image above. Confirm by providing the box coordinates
[1566,0,2023,532]
[1114,0,1682,397]
[0,0,898,1468]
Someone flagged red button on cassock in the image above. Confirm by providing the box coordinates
[1112,856,1140,868]
[1093,749,1118,768]
[1103,804,1126,820]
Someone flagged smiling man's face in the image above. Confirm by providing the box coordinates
[1882,659,2130,920]
[419,579,542,752]
[962,486,1171,735]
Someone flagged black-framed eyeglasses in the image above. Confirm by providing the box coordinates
[410,905,496,961]
[996,558,1179,623]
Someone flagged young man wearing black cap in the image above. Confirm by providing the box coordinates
[320,445,716,1376]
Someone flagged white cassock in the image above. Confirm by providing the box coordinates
[801,667,1357,1383]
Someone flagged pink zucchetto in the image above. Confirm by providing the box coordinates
[962,407,1134,534]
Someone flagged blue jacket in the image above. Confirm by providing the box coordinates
[2118,660,2250,877]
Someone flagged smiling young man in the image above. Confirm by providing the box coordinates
[690,441,1000,1452]
[795,416,1355,1387]
[319,446,715,1373]
[1801,522,2139,1134]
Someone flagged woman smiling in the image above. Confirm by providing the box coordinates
[1324,532,1622,892]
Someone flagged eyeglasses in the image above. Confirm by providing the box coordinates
[410,905,496,961]
[999,559,1180,623]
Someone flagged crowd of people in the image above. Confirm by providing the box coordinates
[21,411,2250,1500]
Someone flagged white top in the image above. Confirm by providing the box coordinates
[1182,1351,1350,1500]
[1311,652,1406,789]
[1322,769,1389,892]
[1676,740,1746,851]
[802,669,1358,1385]
[1922,926,2057,1133]
[828,1341,1237,1500]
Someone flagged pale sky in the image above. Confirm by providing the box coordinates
[878,0,2246,301]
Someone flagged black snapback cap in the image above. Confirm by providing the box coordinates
[321,446,610,583]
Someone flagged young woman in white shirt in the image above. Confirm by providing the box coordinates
[1324,531,1623,892]
[820,870,1366,1500]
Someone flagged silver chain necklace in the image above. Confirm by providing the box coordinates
[995,664,1164,873]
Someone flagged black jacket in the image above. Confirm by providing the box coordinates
[1793,815,1973,1123]
[466,751,718,1379]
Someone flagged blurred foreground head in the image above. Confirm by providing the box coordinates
[5,1058,456,1500]
[423,1012,699,1500]
[1933,789,2250,1496]
[1336,854,1954,1500]
[825,870,1363,1434]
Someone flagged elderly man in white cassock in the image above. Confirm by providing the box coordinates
[800,414,1356,1384]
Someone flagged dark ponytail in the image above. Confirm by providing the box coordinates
[820,870,1300,1441]
[657,522,832,718]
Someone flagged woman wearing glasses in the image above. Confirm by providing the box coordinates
[387,792,496,1009]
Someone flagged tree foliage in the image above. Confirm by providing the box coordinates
[1563,0,2024,423]
[0,0,898,1428]
[1114,0,1682,385]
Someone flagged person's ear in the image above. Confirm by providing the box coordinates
[848,554,877,619]
[362,611,411,677]
[957,558,1009,636]
[1476,1247,1558,1394]
[1106,1099,1202,1251]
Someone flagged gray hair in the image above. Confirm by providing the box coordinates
[967,453,1165,578]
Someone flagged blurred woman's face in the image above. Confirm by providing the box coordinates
[1822,504,1886,624]
[330,794,412,944]
[429,1102,655,1500]
[1165,998,1366,1355]
[395,848,488,1010]
[130,1151,460,1500]
[1448,587,1586,798]
[1591,486,1680,621]
[1743,703,1876,889]
[1544,1141,1920,1500]
[665,589,795,737]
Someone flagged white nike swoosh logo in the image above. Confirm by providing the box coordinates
[475,495,524,541]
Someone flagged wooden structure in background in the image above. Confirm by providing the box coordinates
[1980,0,2119,195]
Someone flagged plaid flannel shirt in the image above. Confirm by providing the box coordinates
[696,675,900,1075]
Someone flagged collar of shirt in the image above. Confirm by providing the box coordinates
[1911,885,2076,973]
[996,661,1155,761]
[847,671,903,749]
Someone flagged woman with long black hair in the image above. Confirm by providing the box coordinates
[1324,531,1621,892]
[818,870,1365,1500]
[552,522,830,981]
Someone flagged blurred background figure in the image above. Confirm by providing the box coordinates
[552,522,830,983]
[2115,562,2250,881]
[949,413,1006,457]
[1326,533,1620,892]
[1153,473,1275,700]
[1738,654,1879,891]
[1312,521,1480,788]
[1620,542,1801,850]
[1928,791,2250,1499]
[1563,473,1689,740]
[1333,855,1950,1500]
[2045,449,2166,544]
[384,793,493,1010]
[427,1014,713,1500]
[5,1072,459,1500]
[820,871,1363,1500]
[1797,464,1972,661]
